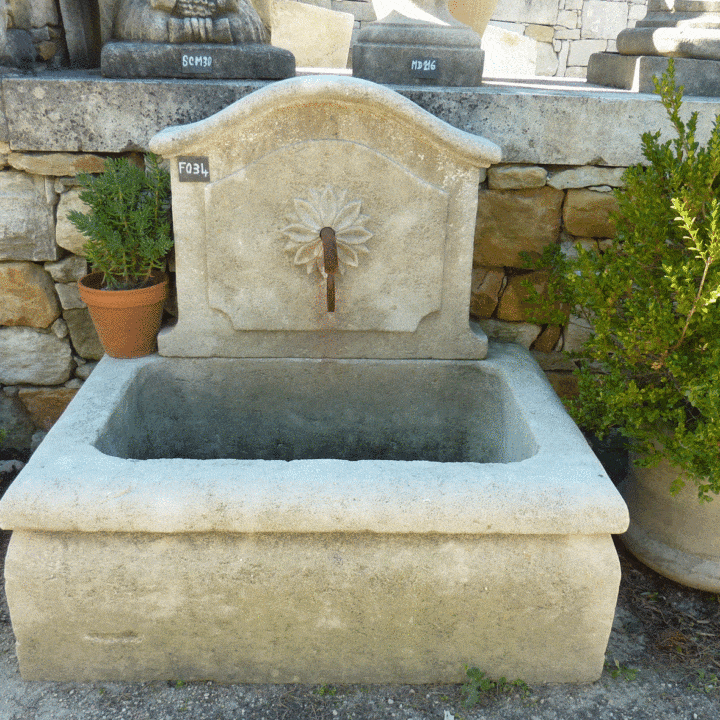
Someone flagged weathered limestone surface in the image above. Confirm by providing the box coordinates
[7,152,106,176]
[17,386,79,430]
[151,75,499,359]
[474,317,542,348]
[469,266,504,318]
[54,282,85,310]
[5,529,621,684]
[0,262,61,328]
[55,189,89,256]
[0,393,35,451]
[7,73,720,166]
[0,172,57,261]
[62,308,104,361]
[548,166,626,189]
[564,188,619,237]
[0,347,628,682]
[474,187,564,267]
[0,327,72,385]
[44,255,87,283]
[496,271,559,323]
[488,164,547,190]
[271,1,354,68]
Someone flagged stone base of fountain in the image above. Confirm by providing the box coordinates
[101,41,295,80]
[587,52,720,95]
[0,346,627,684]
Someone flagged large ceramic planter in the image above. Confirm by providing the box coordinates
[78,271,168,359]
[620,456,720,592]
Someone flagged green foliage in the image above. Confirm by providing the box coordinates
[604,659,639,681]
[312,684,338,697]
[0,427,6,448]
[68,153,172,290]
[525,60,720,499]
[689,668,720,693]
[460,666,530,707]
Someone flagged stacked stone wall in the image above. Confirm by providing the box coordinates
[490,0,648,77]
[0,145,625,450]
[0,149,132,451]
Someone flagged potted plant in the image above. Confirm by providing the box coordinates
[526,61,720,591]
[69,153,173,359]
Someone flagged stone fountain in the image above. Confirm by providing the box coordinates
[0,76,628,684]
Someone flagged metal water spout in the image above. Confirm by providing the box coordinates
[320,226,338,312]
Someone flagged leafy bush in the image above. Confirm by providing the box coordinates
[526,60,720,498]
[68,153,172,290]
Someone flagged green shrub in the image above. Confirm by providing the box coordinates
[526,60,720,499]
[68,153,172,290]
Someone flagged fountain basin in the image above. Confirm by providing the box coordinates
[0,342,628,683]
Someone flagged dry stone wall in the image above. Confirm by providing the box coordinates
[0,150,112,451]
[490,0,648,77]
[0,142,625,450]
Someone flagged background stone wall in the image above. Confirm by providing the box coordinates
[488,0,648,77]
[0,146,621,451]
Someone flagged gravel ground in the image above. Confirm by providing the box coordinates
[2,459,720,719]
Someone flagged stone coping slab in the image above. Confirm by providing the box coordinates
[0,343,629,536]
[3,70,720,165]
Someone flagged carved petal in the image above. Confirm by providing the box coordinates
[333,200,363,231]
[294,241,321,266]
[337,242,359,267]
[337,226,373,244]
[293,198,322,230]
[282,224,318,243]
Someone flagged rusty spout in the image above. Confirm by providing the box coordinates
[320,226,338,312]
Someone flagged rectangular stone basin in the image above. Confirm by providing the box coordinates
[0,342,628,684]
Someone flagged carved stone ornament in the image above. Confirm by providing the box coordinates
[114,0,268,44]
[281,187,373,278]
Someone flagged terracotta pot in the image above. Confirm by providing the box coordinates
[620,455,720,592]
[78,271,168,359]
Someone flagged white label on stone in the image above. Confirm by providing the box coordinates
[409,59,439,78]
[181,54,213,72]
[178,157,210,182]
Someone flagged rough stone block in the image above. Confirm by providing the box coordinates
[536,42,558,76]
[567,39,607,67]
[469,266,504,318]
[474,318,542,348]
[488,164,547,190]
[63,308,104,361]
[587,53,720,97]
[496,271,564,323]
[55,189,89,256]
[581,1,629,40]
[491,0,558,26]
[8,152,106,176]
[544,370,579,399]
[532,324,563,353]
[474,187,564,267]
[0,262,61,328]
[331,0,376,22]
[272,1,354,68]
[564,188,618,237]
[0,393,35,451]
[17,387,78,430]
[563,313,594,352]
[483,25,537,77]
[525,24,554,43]
[54,282,85,310]
[44,255,88,283]
[0,172,57,262]
[548,166,626,189]
[0,327,73,385]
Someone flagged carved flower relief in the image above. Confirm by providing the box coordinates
[281,187,373,277]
